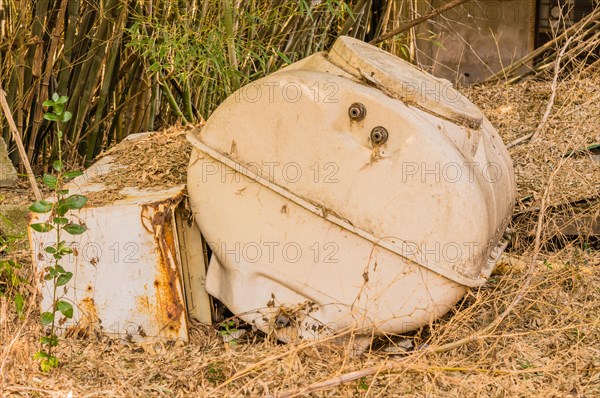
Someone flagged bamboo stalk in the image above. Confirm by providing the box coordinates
[67,0,119,154]
[160,76,188,125]
[223,0,240,90]
[0,88,41,200]
[29,0,68,161]
[148,74,158,132]
[132,66,150,135]
[22,0,49,110]
[86,5,126,161]
[57,0,80,95]
[369,0,469,45]
[338,0,368,37]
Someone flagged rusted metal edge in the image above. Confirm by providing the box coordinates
[141,193,189,341]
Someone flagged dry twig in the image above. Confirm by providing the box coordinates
[0,88,41,200]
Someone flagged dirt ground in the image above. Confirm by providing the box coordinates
[0,76,599,397]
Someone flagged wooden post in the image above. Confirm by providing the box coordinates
[0,88,42,200]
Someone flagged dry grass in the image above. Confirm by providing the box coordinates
[1,248,598,397]
[1,72,599,397]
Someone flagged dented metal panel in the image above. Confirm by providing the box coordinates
[187,36,515,341]
[30,195,189,342]
[28,133,208,343]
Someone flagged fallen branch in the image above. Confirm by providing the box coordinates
[506,132,534,149]
[369,0,469,45]
[0,88,42,200]
[529,34,575,143]
[485,7,600,83]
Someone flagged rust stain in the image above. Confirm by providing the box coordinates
[80,297,99,325]
[141,199,187,340]
[65,296,99,338]
[136,294,151,311]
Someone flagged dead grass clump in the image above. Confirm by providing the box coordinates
[92,125,195,191]
[82,125,195,207]
[463,73,599,252]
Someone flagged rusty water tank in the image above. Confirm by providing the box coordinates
[187,36,515,341]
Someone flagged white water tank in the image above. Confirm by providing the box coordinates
[187,36,515,341]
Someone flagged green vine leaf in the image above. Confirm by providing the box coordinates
[56,272,73,287]
[39,354,59,372]
[64,195,88,210]
[42,174,58,189]
[14,293,24,315]
[29,200,53,213]
[33,351,49,360]
[30,223,54,233]
[43,113,59,122]
[52,159,63,172]
[64,223,86,235]
[61,111,72,123]
[41,335,59,347]
[41,312,55,325]
[57,301,73,318]
[63,170,83,180]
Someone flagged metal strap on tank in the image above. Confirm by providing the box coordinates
[187,133,489,287]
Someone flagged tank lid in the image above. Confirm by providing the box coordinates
[328,36,484,129]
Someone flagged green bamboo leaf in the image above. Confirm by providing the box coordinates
[64,223,86,235]
[56,272,73,287]
[1,259,21,269]
[64,195,88,210]
[57,300,73,318]
[44,246,56,254]
[41,311,54,325]
[52,93,59,102]
[42,100,54,107]
[42,174,57,189]
[30,223,54,233]
[29,200,53,213]
[57,96,68,104]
